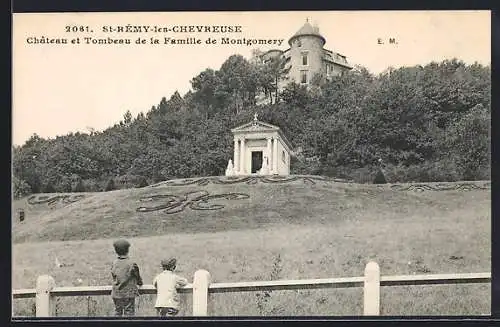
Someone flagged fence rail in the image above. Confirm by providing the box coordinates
[12,262,490,317]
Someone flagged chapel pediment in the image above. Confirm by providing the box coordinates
[231,114,281,133]
[231,121,279,133]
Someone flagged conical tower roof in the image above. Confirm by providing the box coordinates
[288,20,326,46]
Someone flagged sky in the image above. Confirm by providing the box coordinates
[12,11,491,146]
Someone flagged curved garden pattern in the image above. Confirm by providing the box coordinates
[389,181,490,192]
[23,178,490,215]
[136,190,250,214]
[151,175,351,187]
[27,194,87,206]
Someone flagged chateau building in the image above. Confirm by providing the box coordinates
[261,20,353,88]
[224,21,352,176]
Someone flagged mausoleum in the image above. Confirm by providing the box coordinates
[226,114,293,176]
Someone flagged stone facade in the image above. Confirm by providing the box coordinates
[261,20,353,87]
[227,114,292,176]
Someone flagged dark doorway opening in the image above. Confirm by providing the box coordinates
[251,151,263,173]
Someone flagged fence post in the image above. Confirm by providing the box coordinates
[192,269,211,316]
[36,275,56,317]
[363,261,380,316]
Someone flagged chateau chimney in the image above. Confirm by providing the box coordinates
[313,22,320,34]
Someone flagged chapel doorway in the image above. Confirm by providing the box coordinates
[251,151,263,174]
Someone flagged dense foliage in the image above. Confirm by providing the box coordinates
[12,56,490,196]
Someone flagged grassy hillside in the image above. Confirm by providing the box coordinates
[12,176,490,244]
[12,176,491,316]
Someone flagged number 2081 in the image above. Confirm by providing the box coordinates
[65,26,91,33]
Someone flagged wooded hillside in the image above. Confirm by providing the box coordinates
[12,55,491,197]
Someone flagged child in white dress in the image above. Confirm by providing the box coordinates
[153,258,188,317]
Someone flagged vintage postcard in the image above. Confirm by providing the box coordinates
[12,11,491,318]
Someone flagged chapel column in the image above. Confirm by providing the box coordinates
[239,138,245,175]
[273,137,279,174]
[266,137,272,174]
[234,138,239,173]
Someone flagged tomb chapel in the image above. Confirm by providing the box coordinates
[226,114,293,176]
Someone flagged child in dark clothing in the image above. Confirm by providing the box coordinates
[110,239,143,316]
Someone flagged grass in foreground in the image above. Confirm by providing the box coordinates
[13,183,490,316]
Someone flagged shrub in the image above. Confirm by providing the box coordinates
[116,174,145,189]
[72,180,86,192]
[373,168,387,184]
[344,167,375,184]
[422,160,461,182]
[136,177,149,188]
[152,172,166,183]
[83,179,101,192]
[319,166,338,178]
[104,179,116,191]
[383,161,463,183]
[290,155,317,175]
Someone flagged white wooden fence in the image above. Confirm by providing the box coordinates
[12,261,490,317]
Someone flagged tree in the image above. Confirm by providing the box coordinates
[418,59,490,128]
[280,82,310,109]
[123,110,133,125]
[157,97,169,114]
[440,104,490,180]
[258,55,290,104]
[357,66,435,166]
[168,91,185,112]
[12,136,47,193]
[216,55,258,113]
[13,176,31,199]
[191,68,220,119]
[10,58,490,185]
[250,48,265,65]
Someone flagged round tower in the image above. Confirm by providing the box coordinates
[287,20,326,85]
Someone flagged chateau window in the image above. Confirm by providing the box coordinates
[301,52,308,65]
[300,70,308,84]
[282,151,286,163]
